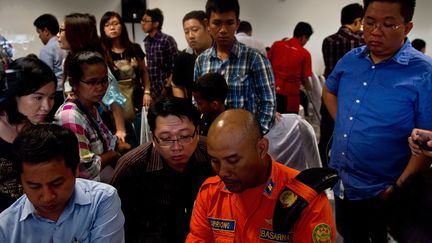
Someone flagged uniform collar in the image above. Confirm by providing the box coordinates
[220,156,284,200]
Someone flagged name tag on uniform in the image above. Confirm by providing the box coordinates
[259,228,292,242]
[208,218,236,232]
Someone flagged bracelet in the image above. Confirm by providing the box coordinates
[144,90,151,95]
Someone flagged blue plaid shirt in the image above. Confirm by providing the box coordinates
[144,31,178,97]
[194,40,276,133]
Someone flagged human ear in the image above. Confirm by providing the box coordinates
[257,137,269,158]
[404,21,413,36]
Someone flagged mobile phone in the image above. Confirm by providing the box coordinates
[415,134,432,151]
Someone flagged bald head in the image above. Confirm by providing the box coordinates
[208,109,262,143]
[207,109,270,192]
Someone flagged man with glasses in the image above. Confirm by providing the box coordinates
[141,8,178,98]
[111,96,214,242]
[322,0,432,241]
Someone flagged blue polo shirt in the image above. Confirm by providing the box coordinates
[326,40,432,200]
[0,179,125,242]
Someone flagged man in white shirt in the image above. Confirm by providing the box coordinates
[235,20,266,55]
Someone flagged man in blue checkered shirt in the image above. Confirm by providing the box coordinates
[194,0,276,134]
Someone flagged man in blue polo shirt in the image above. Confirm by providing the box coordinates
[322,0,432,242]
[0,124,124,242]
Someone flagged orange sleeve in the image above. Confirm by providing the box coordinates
[186,185,215,243]
[292,193,336,243]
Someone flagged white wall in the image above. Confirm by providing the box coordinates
[0,0,121,58]
[1,0,431,75]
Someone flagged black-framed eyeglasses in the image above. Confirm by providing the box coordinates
[153,127,198,147]
[80,77,109,86]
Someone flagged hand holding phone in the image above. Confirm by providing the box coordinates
[413,130,432,156]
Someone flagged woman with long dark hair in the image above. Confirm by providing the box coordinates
[100,11,152,146]
[58,13,128,143]
[0,55,56,211]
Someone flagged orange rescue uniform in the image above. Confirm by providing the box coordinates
[187,160,335,243]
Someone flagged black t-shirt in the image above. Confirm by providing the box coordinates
[172,50,197,101]
[110,43,145,62]
[0,138,22,212]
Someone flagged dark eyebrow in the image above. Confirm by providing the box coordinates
[25,176,64,186]
[48,177,65,185]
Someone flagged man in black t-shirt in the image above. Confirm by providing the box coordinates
[172,10,213,100]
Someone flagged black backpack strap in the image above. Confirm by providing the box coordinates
[272,167,339,234]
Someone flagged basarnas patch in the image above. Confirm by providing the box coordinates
[312,223,332,243]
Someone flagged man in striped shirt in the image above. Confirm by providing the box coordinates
[111,97,214,243]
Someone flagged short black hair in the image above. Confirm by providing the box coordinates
[145,8,164,30]
[182,10,207,25]
[147,97,200,132]
[12,124,80,174]
[412,38,426,51]
[205,0,240,20]
[293,22,313,38]
[33,14,60,35]
[388,168,432,242]
[67,51,107,88]
[0,54,56,124]
[237,21,252,34]
[192,73,228,103]
[341,3,364,25]
[364,0,416,23]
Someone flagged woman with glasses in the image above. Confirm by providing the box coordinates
[57,13,128,144]
[100,11,152,147]
[56,51,120,181]
[0,55,57,211]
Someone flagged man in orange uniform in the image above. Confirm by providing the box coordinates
[187,109,335,242]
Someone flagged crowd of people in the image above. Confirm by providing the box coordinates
[1,0,432,242]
